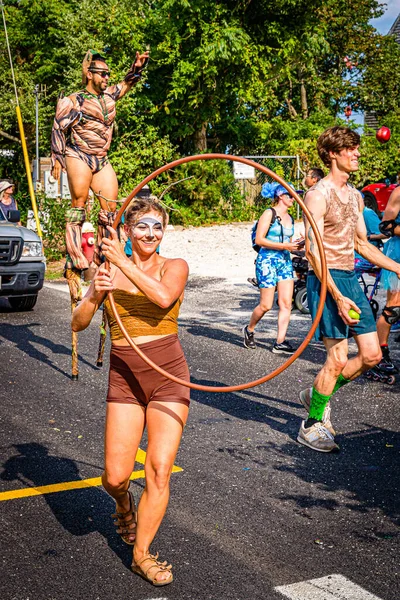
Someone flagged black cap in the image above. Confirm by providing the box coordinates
[136,185,151,199]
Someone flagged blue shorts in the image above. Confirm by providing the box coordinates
[256,250,294,289]
[307,269,376,341]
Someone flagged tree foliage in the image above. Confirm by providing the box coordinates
[0,0,399,225]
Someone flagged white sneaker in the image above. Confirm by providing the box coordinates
[299,388,336,436]
[297,420,339,453]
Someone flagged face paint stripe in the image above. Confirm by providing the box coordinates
[131,216,164,239]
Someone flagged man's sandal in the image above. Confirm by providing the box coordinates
[131,552,173,586]
[112,490,137,545]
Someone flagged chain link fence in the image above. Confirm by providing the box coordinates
[235,155,303,218]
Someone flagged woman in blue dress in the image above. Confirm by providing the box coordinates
[243,184,304,354]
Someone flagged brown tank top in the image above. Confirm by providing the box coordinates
[311,179,360,270]
[103,289,181,341]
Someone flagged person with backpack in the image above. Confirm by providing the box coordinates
[243,184,304,353]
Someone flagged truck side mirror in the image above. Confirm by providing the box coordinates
[384,178,390,187]
[7,209,21,223]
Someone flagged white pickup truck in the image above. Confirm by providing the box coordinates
[0,207,45,310]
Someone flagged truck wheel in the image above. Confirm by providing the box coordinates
[363,191,379,215]
[294,286,310,314]
[8,295,38,311]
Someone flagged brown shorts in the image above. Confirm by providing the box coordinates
[107,334,190,406]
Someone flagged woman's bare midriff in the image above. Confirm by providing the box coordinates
[111,333,172,347]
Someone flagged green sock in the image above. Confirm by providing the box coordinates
[308,388,332,421]
[332,373,350,395]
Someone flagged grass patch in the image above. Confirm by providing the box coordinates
[45,260,65,281]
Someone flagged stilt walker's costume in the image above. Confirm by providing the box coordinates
[50,50,148,379]
[51,50,147,270]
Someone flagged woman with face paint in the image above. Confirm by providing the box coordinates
[72,197,189,587]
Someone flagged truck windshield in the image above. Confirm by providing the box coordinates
[0,208,6,221]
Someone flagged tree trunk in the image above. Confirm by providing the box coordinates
[298,68,308,120]
[286,98,298,119]
[194,122,207,152]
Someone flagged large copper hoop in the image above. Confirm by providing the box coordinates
[108,154,327,392]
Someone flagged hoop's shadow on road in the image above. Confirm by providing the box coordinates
[189,375,304,435]
[180,320,328,367]
[0,323,98,379]
[0,443,136,569]
[274,426,400,526]
[181,320,272,349]
[190,376,400,523]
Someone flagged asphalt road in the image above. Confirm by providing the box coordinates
[0,278,399,600]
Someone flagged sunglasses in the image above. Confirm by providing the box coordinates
[89,69,110,78]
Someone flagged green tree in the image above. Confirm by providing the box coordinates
[0,0,399,228]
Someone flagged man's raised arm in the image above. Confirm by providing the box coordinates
[110,51,149,101]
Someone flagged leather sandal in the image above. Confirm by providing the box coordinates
[112,490,136,545]
[131,552,173,586]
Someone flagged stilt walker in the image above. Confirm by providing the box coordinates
[50,48,149,378]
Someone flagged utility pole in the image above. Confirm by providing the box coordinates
[0,2,42,235]
[33,84,40,190]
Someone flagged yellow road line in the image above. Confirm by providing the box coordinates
[0,448,183,502]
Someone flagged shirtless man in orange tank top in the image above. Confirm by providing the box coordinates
[297,126,400,453]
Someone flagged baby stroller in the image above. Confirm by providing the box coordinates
[291,252,309,314]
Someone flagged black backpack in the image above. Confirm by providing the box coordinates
[251,208,293,252]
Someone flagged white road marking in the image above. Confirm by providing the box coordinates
[275,574,383,600]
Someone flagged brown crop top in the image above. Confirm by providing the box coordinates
[103,289,181,341]
[309,179,360,271]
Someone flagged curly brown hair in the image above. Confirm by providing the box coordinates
[317,126,360,167]
[125,196,168,228]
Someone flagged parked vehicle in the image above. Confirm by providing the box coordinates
[361,181,398,214]
[0,207,45,310]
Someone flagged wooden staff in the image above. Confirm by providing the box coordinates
[96,306,108,367]
[65,266,83,380]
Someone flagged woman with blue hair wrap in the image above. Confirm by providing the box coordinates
[243,183,304,353]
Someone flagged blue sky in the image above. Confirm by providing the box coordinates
[347,3,398,127]
[370,1,398,34]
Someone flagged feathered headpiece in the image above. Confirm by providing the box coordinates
[261,182,279,199]
[261,181,295,199]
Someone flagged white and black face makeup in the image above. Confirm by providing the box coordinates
[131,216,164,239]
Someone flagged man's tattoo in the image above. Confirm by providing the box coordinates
[307,221,315,254]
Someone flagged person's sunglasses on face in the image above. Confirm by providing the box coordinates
[89,69,110,78]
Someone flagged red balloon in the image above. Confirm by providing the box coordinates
[376,126,391,144]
